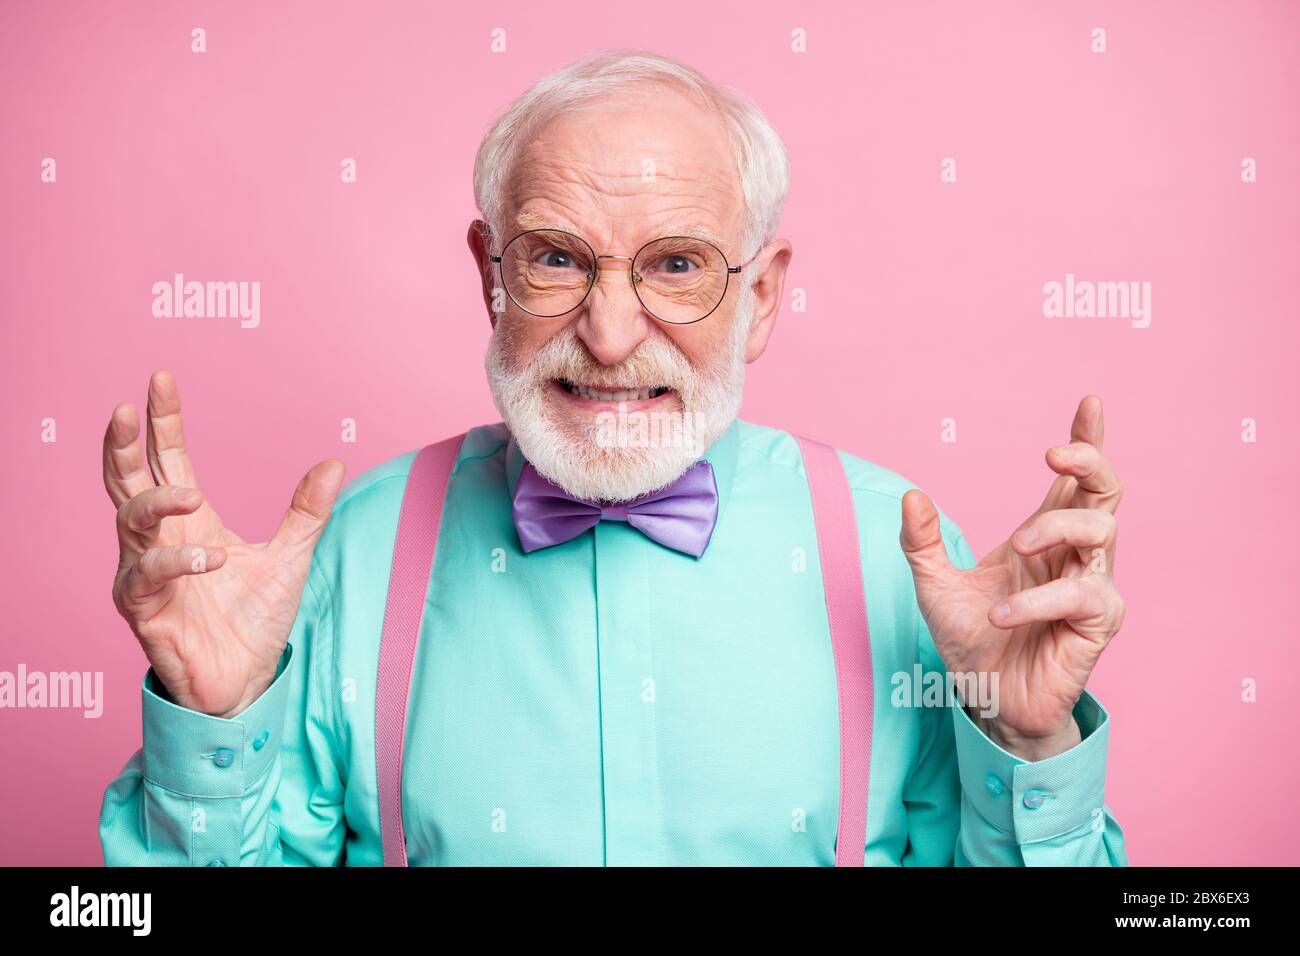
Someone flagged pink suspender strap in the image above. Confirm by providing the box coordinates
[375,434,464,866]
[796,436,875,867]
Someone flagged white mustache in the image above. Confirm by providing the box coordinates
[521,329,697,394]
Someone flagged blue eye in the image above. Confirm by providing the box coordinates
[537,250,579,269]
[648,254,700,276]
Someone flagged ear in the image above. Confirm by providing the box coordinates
[743,238,793,363]
[467,219,498,328]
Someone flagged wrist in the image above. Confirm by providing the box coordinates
[974,710,1082,761]
[216,673,275,720]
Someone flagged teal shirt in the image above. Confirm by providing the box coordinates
[99,419,1127,866]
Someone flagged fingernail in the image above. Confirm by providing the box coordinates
[991,604,1011,624]
[1016,527,1038,548]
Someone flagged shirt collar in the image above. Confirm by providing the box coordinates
[505,417,740,522]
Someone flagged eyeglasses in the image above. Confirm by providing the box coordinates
[489,228,757,325]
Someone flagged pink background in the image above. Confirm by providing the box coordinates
[2,0,1297,865]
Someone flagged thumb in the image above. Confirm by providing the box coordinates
[273,459,346,549]
[900,489,954,581]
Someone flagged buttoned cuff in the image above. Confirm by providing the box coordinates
[953,690,1110,843]
[140,646,295,798]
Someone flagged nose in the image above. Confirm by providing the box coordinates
[574,256,655,366]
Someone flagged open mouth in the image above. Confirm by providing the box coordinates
[555,378,673,402]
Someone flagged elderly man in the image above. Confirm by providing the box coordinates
[99,50,1127,866]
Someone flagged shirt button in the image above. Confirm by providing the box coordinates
[252,731,269,751]
[1022,788,1046,809]
[212,747,235,768]
[207,860,227,867]
[984,773,1005,796]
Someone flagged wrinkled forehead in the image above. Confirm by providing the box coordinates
[503,83,746,250]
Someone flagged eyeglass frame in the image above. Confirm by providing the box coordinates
[489,228,760,326]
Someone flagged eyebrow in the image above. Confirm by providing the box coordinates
[510,212,728,250]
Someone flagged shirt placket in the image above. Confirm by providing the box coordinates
[592,520,665,865]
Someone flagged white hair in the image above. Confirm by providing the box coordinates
[472,48,791,261]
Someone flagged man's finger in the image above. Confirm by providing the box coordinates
[900,489,955,580]
[1045,441,1123,512]
[103,403,156,508]
[117,485,204,556]
[1069,394,1104,451]
[271,460,346,551]
[1013,508,1116,557]
[988,576,1118,631]
[145,370,199,488]
[124,545,227,601]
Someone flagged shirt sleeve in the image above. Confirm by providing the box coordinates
[98,571,347,866]
[951,688,1127,865]
[902,527,1127,867]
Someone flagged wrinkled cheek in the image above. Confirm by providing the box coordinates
[493,321,536,372]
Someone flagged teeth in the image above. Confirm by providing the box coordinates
[559,380,669,401]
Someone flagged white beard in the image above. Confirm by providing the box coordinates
[485,281,754,503]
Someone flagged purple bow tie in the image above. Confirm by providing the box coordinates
[512,459,719,558]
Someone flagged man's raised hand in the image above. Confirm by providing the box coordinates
[899,395,1126,761]
[106,370,345,718]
